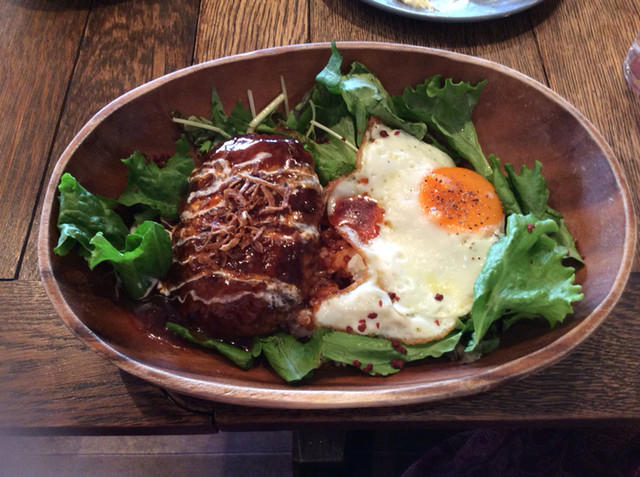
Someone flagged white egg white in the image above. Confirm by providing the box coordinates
[315,119,503,344]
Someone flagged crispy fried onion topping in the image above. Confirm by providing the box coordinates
[193,170,294,265]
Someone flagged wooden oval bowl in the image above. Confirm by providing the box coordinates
[38,42,636,409]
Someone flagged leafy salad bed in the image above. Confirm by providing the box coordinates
[55,43,584,382]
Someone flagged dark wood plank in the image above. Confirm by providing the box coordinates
[532,0,640,271]
[19,0,201,280]
[0,281,210,430]
[194,0,309,60]
[0,0,89,279]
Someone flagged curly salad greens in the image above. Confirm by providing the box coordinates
[55,43,584,382]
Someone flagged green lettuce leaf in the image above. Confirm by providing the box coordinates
[170,323,462,382]
[261,331,326,382]
[180,86,254,153]
[544,206,583,263]
[487,154,522,216]
[298,116,358,185]
[315,43,344,95]
[316,42,427,145]
[166,322,259,370]
[392,75,490,177]
[286,83,351,135]
[448,317,501,363]
[54,173,129,258]
[490,157,583,263]
[321,330,462,376]
[117,135,194,220]
[504,161,549,216]
[88,220,172,299]
[469,213,584,349]
[261,328,461,380]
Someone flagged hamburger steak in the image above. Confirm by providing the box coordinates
[159,134,324,338]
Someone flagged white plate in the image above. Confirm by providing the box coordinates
[361,0,544,22]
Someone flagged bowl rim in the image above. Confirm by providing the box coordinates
[38,41,637,409]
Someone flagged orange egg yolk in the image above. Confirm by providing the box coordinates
[419,167,504,234]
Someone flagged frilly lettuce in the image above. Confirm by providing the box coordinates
[117,135,194,222]
[488,155,582,263]
[315,43,427,145]
[392,75,490,177]
[54,137,192,299]
[89,220,172,300]
[469,213,584,350]
[260,328,462,383]
[55,173,129,258]
[166,322,262,370]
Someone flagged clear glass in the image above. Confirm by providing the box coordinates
[623,31,640,94]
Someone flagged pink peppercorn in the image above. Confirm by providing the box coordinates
[391,359,404,369]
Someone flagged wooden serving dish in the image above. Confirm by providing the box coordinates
[38,42,636,409]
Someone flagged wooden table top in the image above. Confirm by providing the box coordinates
[1,0,638,433]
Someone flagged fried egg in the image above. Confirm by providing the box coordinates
[314,119,504,344]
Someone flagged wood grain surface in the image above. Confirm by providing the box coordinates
[18,0,199,281]
[0,0,88,279]
[1,0,639,432]
[194,0,308,61]
[0,281,211,430]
